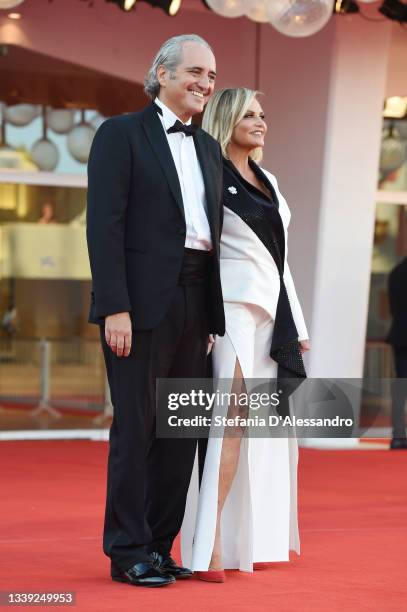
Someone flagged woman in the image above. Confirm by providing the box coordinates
[181,88,310,580]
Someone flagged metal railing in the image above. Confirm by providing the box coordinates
[0,338,109,418]
[0,338,394,427]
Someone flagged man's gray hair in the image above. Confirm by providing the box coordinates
[144,34,213,100]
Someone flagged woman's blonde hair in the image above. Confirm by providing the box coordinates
[202,87,263,163]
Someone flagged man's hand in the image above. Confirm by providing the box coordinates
[105,312,132,357]
[299,339,310,354]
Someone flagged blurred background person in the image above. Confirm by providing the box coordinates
[1,301,18,352]
[387,256,407,449]
[38,201,56,224]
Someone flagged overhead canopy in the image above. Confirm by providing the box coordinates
[0,44,147,115]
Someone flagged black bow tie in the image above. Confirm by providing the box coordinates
[167,120,198,137]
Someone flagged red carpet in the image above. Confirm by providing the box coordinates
[0,441,406,611]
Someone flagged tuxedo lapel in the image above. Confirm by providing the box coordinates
[193,130,219,247]
[141,104,185,222]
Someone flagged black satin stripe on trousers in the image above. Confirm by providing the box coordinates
[101,248,210,571]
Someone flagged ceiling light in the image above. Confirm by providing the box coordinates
[106,0,181,14]
[141,0,181,15]
[268,1,335,38]
[106,0,137,11]
[0,0,24,9]
[383,97,407,119]
[8,11,21,18]
[205,0,246,18]
[167,0,181,16]
[379,0,407,22]
[334,0,359,14]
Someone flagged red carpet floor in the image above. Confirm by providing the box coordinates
[0,441,406,611]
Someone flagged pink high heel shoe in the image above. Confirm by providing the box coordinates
[196,569,226,583]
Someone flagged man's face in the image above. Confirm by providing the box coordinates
[157,42,216,122]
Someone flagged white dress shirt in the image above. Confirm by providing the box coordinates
[154,97,212,251]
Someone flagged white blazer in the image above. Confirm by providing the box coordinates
[219,167,308,341]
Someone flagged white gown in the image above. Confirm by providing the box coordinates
[181,168,308,572]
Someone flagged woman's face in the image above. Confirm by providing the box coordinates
[230,98,267,152]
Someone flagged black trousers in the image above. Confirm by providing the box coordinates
[391,347,407,439]
[101,250,210,570]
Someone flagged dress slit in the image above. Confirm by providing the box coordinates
[181,304,299,572]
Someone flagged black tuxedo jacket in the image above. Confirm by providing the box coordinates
[387,257,407,348]
[86,102,225,335]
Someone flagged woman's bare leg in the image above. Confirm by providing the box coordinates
[209,359,246,570]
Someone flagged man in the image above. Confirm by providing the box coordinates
[387,256,407,450]
[86,34,225,587]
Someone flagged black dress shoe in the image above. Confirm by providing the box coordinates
[111,561,175,587]
[151,552,193,579]
[390,437,407,450]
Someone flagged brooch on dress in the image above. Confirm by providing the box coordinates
[227,186,237,195]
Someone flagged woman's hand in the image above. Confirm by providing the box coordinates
[299,339,310,354]
[207,334,216,355]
